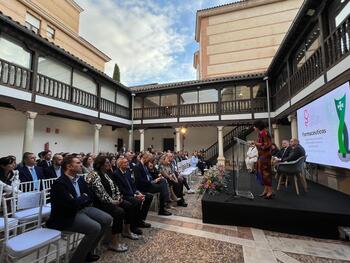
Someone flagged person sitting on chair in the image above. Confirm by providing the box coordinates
[245,141,258,173]
[273,140,292,162]
[281,138,305,162]
[47,156,113,263]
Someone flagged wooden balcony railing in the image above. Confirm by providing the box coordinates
[179,102,218,116]
[273,15,350,110]
[0,58,31,90]
[325,15,350,68]
[36,74,71,101]
[115,104,130,119]
[290,47,324,96]
[221,99,251,114]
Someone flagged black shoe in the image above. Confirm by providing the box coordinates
[86,254,100,262]
[158,210,172,216]
[131,227,143,235]
[138,220,151,228]
[177,200,188,207]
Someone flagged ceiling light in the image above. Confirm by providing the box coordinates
[306,9,315,16]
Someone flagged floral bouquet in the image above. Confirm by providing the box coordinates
[197,167,225,195]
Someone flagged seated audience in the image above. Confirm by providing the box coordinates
[0,155,20,194]
[274,140,292,162]
[37,150,52,169]
[197,151,206,175]
[159,154,187,207]
[115,157,152,228]
[47,156,113,263]
[134,153,172,216]
[82,155,94,174]
[45,154,63,178]
[86,156,139,248]
[18,152,45,189]
[245,141,258,173]
[169,153,194,194]
[283,138,306,162]
[271,143,279,157]
[110,156,118,172]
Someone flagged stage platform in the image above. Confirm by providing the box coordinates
[202,172,350,239]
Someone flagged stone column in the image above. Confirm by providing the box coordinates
[272,124,280,148]
[175,128,181,152]
[93,124,102,155]
[217,126,225,166]
[139,129,145,152]
[23,111,38,154]
[288,114,298,139]
[128,129,133,152]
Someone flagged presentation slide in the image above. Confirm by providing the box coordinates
[297,82,350,169]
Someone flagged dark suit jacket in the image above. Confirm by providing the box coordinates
[18,166,45,182]
[284,144,306,162]
[38,160,51,169]
[115,168,137,197]
[276,147,292,161]
[44,165,63,179]
[133,162,153,192]
[46,174,93,230]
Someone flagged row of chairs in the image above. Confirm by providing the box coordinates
[0,178,82,263]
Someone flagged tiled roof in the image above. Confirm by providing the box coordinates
[0,11,129,91]
[130,72,265,92]
[197,0,246,12]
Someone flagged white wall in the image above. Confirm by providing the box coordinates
[0,107,25,160]
[133,126,234,154]
[0,107,129,159]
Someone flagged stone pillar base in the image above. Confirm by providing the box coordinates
[217,156,225,166]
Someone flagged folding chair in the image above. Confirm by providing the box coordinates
[0,192,61,263]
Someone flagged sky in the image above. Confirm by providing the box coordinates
[76,0,237,86]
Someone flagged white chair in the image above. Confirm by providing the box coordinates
[0,184,18,234]
[1,192,61,263]
[42,178,57,205]
[12,190,50,224]
[18,180,41,193]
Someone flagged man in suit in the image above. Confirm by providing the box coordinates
[47,156,112,263]
[44,154,63,178]
[283,138,306,162]
[115,157,152,228]
[19,152,46,189]
[133,153,171,216]
[38,150,52,169]
[273,140,292,163]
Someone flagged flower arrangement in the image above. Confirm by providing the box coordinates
[197,166,225,195]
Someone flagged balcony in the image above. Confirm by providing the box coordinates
[0,57,130,120]
[273,14,350,110]
[133,98,267,120]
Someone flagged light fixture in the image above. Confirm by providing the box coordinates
[306,9,315,16]
[82,68,88,72]
[180,127,187,134]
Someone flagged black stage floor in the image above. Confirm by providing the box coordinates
[201,171,350,239]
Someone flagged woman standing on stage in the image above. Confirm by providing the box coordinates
[254,120,273,199]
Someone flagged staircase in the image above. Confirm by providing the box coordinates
[203,125,253,165]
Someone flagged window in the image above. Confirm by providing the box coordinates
[25,13,40,34]
[0,36,31,68]
[221,87,235,101]
[295,25,321,69]
[47,25,55,39]
[161,94,177,106]
[38,57,71,84]
[101,85,115,102]
[116,91,129,108]
[144,96,160,107]
[180,91,197,104]
[73,70,97,94]
[199,89,218,103]
[235,85,250,100]
[134,97,143,108]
